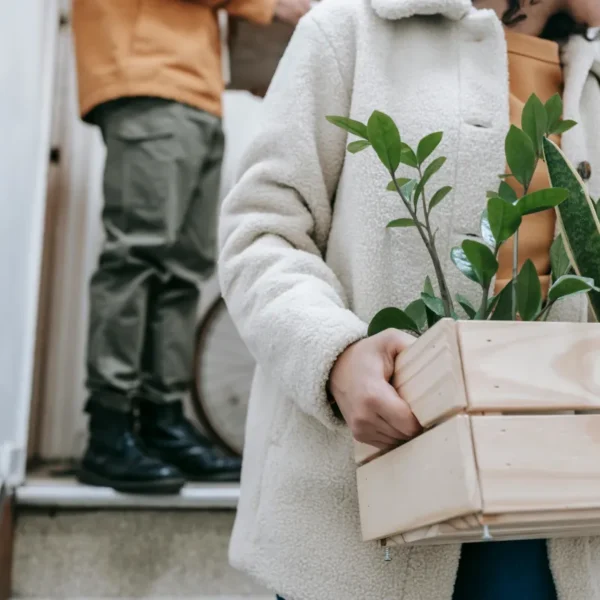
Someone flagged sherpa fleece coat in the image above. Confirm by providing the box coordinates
[218,0,600,598]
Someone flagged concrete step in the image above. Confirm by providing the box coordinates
[13,508,269,598]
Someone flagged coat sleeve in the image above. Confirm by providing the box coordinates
[218,14,368,431]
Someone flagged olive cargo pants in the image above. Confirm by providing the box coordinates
[86,98,224,411]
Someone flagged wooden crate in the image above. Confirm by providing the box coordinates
[355,319,600,545]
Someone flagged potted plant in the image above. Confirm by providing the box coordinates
[327,94,600,547]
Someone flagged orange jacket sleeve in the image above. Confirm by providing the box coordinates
[226,0,277,25]
[184,0,276,25]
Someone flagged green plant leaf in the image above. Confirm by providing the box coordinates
[462,239,499,288]
[490,280,515,321]
[429,186,452,212]
[550,120,577,136]
[405,299,427,332]
[347,140,371,153]
[545,94,563,134]
[550,235,571,282]
[505,125,536,188]
[386,177,412,192]
[387,218,417,228]
[368,307,420,336]
[548,275,598,303]
[423,276,435,297]
[522,94,547,157]
[414,156,447,202]
[451,247,478,283]
[326,116,368,139]
[400,143,419,168]
[421,293,445,317]
[487,190,501,200]
[545,137,600,320]
[487,196,522,245]
[367,110,402,174]
[417,132,443,166]
[517,259,542,321]
[517,188,569,215]
[456,294,477,319]
[498,181,518,204]
[480,210,496,248]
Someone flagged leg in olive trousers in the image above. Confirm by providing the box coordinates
[86,97,224,410]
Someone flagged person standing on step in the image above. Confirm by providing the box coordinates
[71,0,311,494]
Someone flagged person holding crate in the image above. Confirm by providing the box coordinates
[219,0,600,598]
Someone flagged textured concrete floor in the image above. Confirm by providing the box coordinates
[13,509,269,598]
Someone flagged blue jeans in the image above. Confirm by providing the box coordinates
[277,539,557,600]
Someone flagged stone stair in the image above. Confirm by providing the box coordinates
[10,478,270,599]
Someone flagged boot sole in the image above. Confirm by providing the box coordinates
[77,469,185,495]
[182,470,241,483]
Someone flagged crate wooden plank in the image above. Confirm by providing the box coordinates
[472,414,600,513]
[354,441,386,466]
[356,414,481,541]
[395,319,467,428]
[458,321,600,413]
[390,508,600,546]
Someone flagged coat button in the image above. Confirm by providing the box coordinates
[578,161,592,182]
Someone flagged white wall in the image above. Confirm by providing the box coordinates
[0,1,58,483]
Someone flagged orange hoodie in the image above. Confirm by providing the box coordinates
[72,0,276,120]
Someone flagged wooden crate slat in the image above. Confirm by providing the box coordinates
[472,414,600,513]
[390,508,600,545]
[356,414,481,541]
[458,321,600,413]
[395,319,467,428]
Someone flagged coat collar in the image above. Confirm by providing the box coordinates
[371,0,473,21]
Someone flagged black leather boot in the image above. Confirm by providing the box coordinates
[78,403,185,494]
[138,401,242,482]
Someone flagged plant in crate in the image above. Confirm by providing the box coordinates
[326,96,600,546]
[327,93,600,333]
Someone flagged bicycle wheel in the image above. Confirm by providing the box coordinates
[192,297,255,456]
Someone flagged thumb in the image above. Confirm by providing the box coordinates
[377,328,416,358]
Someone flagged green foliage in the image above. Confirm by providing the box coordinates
[325,116,368,139]
[517,259,542,321]
[367,110,402,174]
[400,143,419,168]
[522,94,547,158]
[327,95,598,335]
[387,218,418,228]
[461,240,498,288]
[505,125,536,188]
[545,137,600,320]
[368,307,420,336]
[550,236,571,282]
[429,186,452,212]
[517,188,569,215]
[486,197,522,246]
[348,140,371,153]
[417,132,443,166]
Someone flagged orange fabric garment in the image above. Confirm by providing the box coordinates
[495,31,562,298]
[72,0,276,120]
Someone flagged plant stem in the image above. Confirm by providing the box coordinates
[511,179,531,320]
[392,173,454,317]
[535,301,554,322]
[477,283,490,320]
[511,230,519,320]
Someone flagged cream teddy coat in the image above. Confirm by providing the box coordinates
[218,0,600,598]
